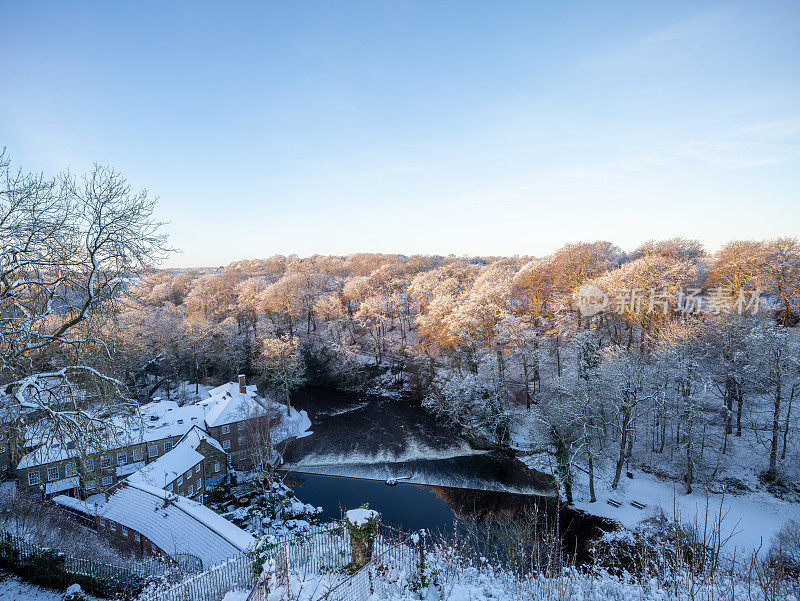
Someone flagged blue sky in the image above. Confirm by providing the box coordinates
[1,1,798,267]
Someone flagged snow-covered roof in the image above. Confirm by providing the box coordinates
[97,481,255,567]
[17,445,78,470]
[116,461,145,477]
[203,391,266,428]
[53,494,95,514]
[177,425,224,453]
[45,476,79,495]
[116,402,207,445]
[207,382,257,398]
[126,445,203,489]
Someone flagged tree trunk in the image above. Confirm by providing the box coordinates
[767,377,781,480]
[736,386,743,437]
[522,356,531,411]
[611,405,630,489]
[782,385,795,460]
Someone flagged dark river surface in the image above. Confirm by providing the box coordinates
[282,387,555,495]
[280,387,614,556]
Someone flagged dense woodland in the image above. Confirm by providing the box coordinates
[98,239,800,502]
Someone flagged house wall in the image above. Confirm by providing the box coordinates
[164,459,206,499]
[17,433,185,498]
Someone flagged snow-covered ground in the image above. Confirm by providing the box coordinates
[565,466,798,556]
[0,572,100,601]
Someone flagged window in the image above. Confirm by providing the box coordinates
[167,484,173,492]
[239,450,247,461]
[221,425,230,434]
[132,448,142,461]
[214,463,220,473]
[238,436,244,446]
[163,441,173,452]
[84,458,94,472]
[188,485,193,496]
[101,476,113,486]
[148,444,158,458]
[117,452,127,466]
[196,479,201,491]
[222,439,230,450]
[65,463,76,477]
[121,526,128,537]
[48,466,60,481]
[28,471,41,486]
[195,465,200,474]
[238,422,244,431]
[134,532,141,542]
[177,476,183,485]
[85,480,96,490]
[101,456,111,469]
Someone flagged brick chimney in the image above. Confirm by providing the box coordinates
[238,374,246,394]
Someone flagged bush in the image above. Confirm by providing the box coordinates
[772,519,800,575]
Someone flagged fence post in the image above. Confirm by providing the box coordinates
[284,544,291,600]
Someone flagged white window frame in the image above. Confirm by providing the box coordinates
[65,463,76,477]
[195,465,200,474]
[132,448,142,461]
[117,452,127,466]
[188,485,193,496]
[163,441,173,453]
[101,456,111,469]
[84,458,94,472]
[48,466,60,481]
[28,471,41,486]
[177,476,183,486]
[85,479,96,490]
[221,425,230,434]
[214,463,220,473]
[148,444,158,458]
[101,475,113,486]
[196,478,201,491]
[239,450,247,461]
[222,439,230,450]
[238,436,244,446]
[134,532,141,542]
[167,483,173,492]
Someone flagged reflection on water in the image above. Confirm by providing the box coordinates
[282,472,615,561]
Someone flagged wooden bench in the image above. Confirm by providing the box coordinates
[630,500,647,510]
[606,499,622,508]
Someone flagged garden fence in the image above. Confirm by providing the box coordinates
[0,528,168,597]
[136,554,255,601]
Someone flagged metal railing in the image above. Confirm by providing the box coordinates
[137,553,254,601]
[0,528,167,597]
[243,522,424,601]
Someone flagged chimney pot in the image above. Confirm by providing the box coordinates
[238,374,246,394]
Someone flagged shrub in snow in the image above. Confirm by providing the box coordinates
[62,584,87,601]
[772,519,800,576]
[345,504,380,571]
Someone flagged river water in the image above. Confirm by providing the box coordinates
[280,387,613,556]
[282,387,555,495]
